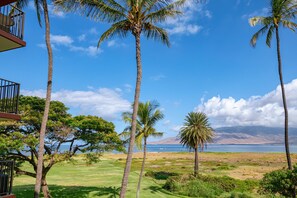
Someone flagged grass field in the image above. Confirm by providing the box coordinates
[12,152,297,197]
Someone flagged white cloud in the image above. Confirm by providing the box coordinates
[69,45,102,56]
[78,34,86,42]
[195,79,297,127]
[107,40,116,47]
[38,34,102,56]
[165,0,210,35]
[21,88,131,120]
[124,84,132,93]
[150,74,166,81]
[51,34,73,46]
[28,2,65,18]
[242,8,269,19]
[171,125,183,132]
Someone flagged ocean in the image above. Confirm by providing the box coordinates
[139,144,297,153]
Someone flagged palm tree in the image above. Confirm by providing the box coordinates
[249,0,297,170]
[179,112,213,177]
[16,0,54,197]
[54,0,185,196]
[121,101,164,198]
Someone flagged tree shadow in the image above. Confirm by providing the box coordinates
[13,185,120,198]
[144,186,185,198]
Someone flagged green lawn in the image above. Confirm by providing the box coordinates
[13,157,186,198]
[13,152,294,197]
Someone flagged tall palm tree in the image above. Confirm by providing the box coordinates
[179,112,213,177]
[16,0,53,197]
[249,0,297,170]
[121,101,164,198]
[54,0,185,196]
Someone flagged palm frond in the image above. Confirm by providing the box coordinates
[98,19,130,47]
[145,0,184,23]
[143,23,170,47]
[266,25,275,47]
[54,0,126,22]
[250,25,269,47]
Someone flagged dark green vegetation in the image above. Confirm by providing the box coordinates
[13,152,294,198]
[0,96,123,198]
[163,174,258,198]
[259,165,297,197]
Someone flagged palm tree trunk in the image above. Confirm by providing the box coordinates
[34,1,53,197]
[120,32,142,198]
[41,177,51,198]
[194,146,198,177]
[276,27,292,170]
[136,137,147,198]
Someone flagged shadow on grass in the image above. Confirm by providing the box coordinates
[144,186,185,198]
[14,185,120,198]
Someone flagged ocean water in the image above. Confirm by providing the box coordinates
[140,144,297,153]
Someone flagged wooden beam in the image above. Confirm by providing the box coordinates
[0,112,21,121]
[0,0,17,7]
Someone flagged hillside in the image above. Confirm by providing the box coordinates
[149,126,297,145]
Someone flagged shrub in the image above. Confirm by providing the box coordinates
[145,171,179,180]
[259,166,297,197]
[163,174,258,197]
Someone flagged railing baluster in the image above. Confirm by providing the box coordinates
[0,4,24,40]
[0,78,20,114]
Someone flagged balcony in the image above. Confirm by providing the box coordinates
[0,78,20,121]
[0,3,26,52]
[0,161,15,198]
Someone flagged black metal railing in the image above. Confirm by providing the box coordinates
[0,78,20,114]
[0,3,25,40]
[0,160,14,196]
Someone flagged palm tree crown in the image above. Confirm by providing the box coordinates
[55,0,185,47]
[180,112,213,150]
[122,101,164,149]
[249,0,297,47]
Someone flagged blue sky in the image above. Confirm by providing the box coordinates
[1,0,297,139]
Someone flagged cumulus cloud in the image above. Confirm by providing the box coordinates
[51,34,73,46]
[38,34,102,57]
[21,88,131,120]
[165,0,210,35]
[196,79,297,127]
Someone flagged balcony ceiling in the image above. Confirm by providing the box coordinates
[0,0,17,7]
[0,29,26,52]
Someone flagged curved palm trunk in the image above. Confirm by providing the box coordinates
[120,32,142,198]
[34,1,53,197]
[136,137,147,198]
[275,27,292,170]
[194,146,198,177]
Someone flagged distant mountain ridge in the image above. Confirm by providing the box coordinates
[149,126,297,145]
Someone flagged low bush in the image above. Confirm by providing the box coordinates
[259,165,297,197]
[145,171,179,180]
[163,174,258,197]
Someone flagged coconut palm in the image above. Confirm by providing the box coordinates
[249,0,297,170]
[53,0,184,196]
[16,0,54,197]
[179,112,213,177]
[121,101,164,198]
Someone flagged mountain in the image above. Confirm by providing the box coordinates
[149,126,297,145]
